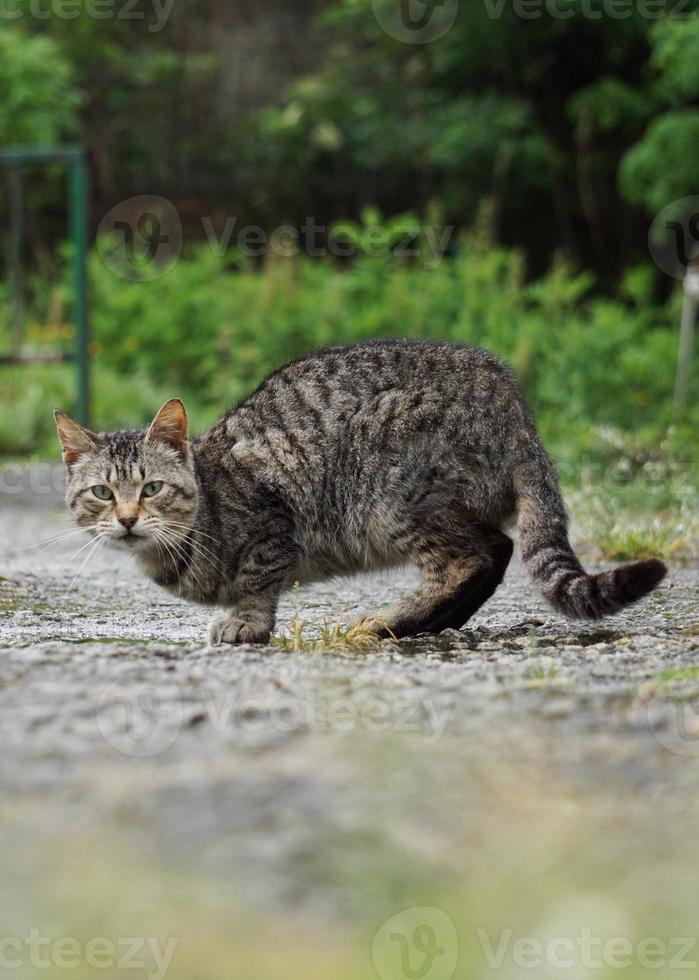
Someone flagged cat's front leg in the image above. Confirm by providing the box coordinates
[208,600,276,646]
[207,533,300,646]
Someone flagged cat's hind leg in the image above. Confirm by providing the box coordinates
[363,525,513,640]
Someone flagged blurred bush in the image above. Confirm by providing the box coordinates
[3,1,699,283]
[3,236,695,494]
[0,26,80,145]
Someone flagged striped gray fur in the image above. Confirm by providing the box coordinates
[55,339,667,644]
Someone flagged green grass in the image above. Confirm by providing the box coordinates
[594,521,697,563]
[656,666,699,687]
[527,661,559,684]
[274,615,388,652]
[568,474,699,564]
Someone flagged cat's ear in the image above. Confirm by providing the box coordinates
[146,398,188,454]
[54,411,101,468]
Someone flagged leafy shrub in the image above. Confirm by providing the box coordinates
[0,24,80,144]
[2,240,697,495]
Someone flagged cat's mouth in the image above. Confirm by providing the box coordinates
[109,529,150,550]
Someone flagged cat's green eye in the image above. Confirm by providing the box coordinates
[92,485,113,501]
[142,481,163,498]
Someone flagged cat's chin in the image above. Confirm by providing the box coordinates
[109,534,152,554]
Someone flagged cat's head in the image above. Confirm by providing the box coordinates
[54,398,199,553]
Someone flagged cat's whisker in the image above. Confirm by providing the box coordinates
[16,525,89,548]
[60,533,102,568]
[156,521,223,549]
[15,526,93,556]
[158,522,225,573]
[151,518,223,566]
[150,527,208,596]
[170,535,225,580]
[150,534,169,567]
[159,517,221,550]
[159,533,210,594]
[149,527,177,569]
[67,534,108,593]
[154,527,212,595]
[53,532,106,584]
[156,519,224,555]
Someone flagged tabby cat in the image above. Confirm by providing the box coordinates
[55,339,666,645]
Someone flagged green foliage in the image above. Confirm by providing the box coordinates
[2,0,699,508]
[76,241,699,480]
[620,111,699,212]
[2,0,699,280]
[0,362,198,459]
[568,78,650,135]
[651,17,699,103]
[619,17,699,211]
[0,25,80,144]
[90,243,684,406]
[254,1,559,228]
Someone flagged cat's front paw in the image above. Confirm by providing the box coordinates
[208,614,271,646]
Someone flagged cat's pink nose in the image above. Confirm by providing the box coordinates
[118,515,138,530]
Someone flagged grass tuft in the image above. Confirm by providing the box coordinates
[527,661,559,684]
[569,480,699,563]
[594,521,697,562]
[273,616,388,653]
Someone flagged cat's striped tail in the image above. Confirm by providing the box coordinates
[514,450,667,620]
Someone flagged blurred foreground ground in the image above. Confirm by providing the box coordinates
[0,467,698,980]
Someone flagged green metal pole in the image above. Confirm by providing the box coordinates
[675,274,698,409]
[7,165,24,352]
[68,151,90,425]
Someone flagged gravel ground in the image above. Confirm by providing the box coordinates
[1,465,698,937]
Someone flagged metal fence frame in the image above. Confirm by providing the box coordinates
[0,145,90,425]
